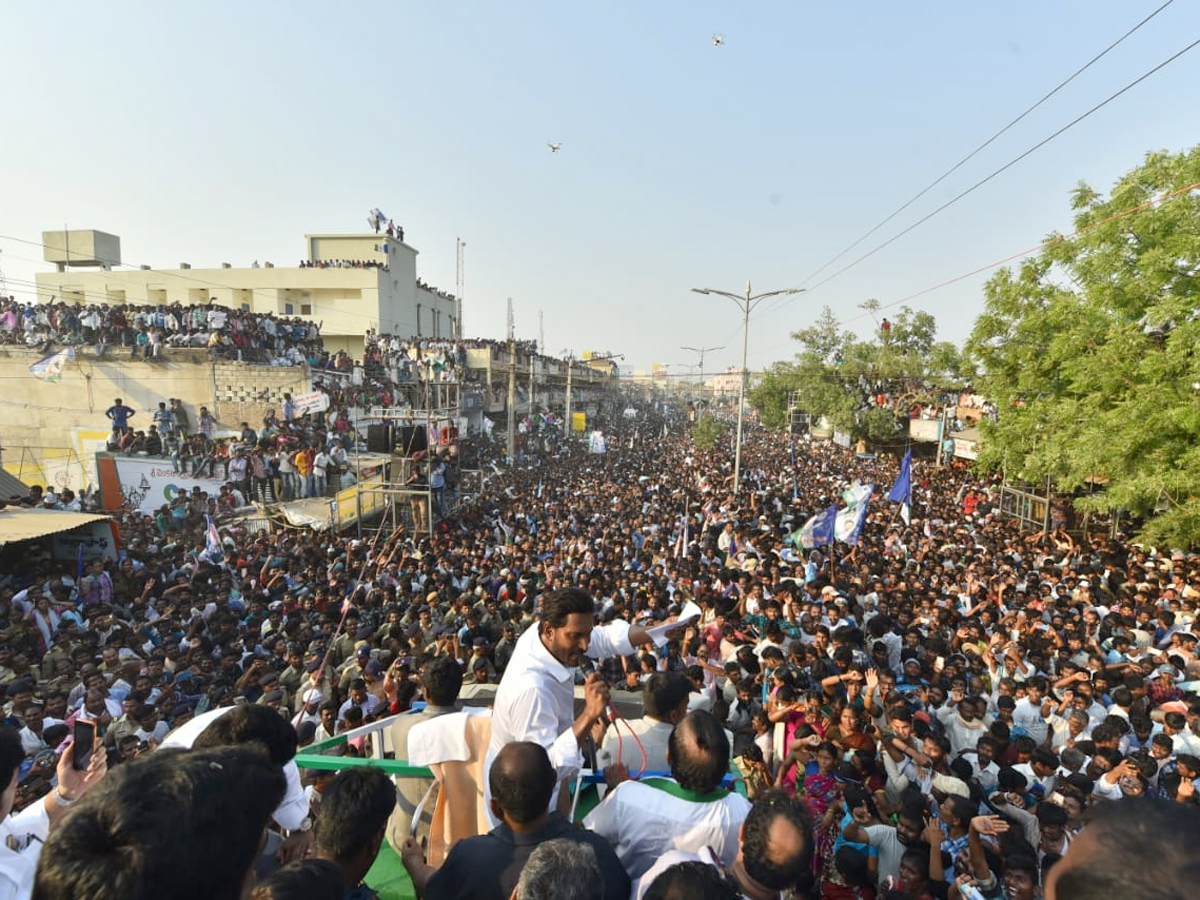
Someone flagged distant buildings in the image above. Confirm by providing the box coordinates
[711,366,749,396]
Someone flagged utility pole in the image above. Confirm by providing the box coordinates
[506,298,516,463]
[692,282,804,495]
[528,351,536,419]
[563,356,574,438]
[455,238,465,339]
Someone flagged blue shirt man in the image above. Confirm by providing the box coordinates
[106,399,135,431]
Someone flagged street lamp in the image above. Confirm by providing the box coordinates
[680,344,723,407]
[691,282,805,494]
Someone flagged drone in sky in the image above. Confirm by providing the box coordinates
[712,34,724,47]
[547,143,562,153]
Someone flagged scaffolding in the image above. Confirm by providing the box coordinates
[352,401,480,541]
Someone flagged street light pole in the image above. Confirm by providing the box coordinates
[691,281,804,495]
[681,344,723,407]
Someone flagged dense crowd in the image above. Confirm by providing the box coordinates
[300,259,389,270]
[0,298,322,365]
[0,396,1197,899]
[97,391,412,508]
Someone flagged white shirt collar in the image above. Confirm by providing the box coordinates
[520,622,573,685]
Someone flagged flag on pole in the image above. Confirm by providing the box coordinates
[887,449,913,525]
[200,515,224,566]
[834,483,873,545]
[29,347,75,382]
[794,504,838,549]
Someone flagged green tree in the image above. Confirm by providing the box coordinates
[691,413,726,451]
[966,146,1200,546]
[749,303,968,440]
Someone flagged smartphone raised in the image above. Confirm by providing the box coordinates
[72,718,96,771]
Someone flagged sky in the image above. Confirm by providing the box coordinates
[2,1,1198,376]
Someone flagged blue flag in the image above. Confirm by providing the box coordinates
[835,483,874,546]
[887,449,912,525]
[795,504,838,549]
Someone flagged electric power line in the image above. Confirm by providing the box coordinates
[796,0,1177,290]
[803,33,1200,297]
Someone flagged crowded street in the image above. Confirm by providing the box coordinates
[0,393,1197,899]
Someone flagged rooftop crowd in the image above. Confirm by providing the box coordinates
[0,396,1197,899]
[0,298,322,366]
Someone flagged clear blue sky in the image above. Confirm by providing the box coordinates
[2,1,1198,375]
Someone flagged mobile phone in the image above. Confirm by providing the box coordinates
[1047,791,1066,807]
[72,718,96,771]
[935,656,945,669]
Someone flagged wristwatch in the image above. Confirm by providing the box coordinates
[287,816,313,835]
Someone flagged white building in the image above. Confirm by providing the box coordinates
[34,229,459,358]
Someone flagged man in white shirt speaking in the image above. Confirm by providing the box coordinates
[487,587,658,819]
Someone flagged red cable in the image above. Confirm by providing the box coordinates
[606,703,648,780]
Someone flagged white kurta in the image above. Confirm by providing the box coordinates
[485,619,635,818]
[0,802,50,900]
[583,777,751,879]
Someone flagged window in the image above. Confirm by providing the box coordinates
[241,303,251,312]
[284,303,294,315]
[301,304,312,315]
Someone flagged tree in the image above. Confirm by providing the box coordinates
[966,146,1200,547]
[749,304,968,441]
[691,413,726,451]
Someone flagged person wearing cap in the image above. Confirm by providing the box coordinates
[361,659,387,704]
[259,689,287,718]
[470,638,496,682]
[336,639,373,691]
[292,687,324,730]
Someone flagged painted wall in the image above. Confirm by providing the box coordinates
[0,346,308,492]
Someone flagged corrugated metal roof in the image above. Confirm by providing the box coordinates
[0,468,30,501]
[0,508,112,546]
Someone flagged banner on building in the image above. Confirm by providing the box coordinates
[51,520,119,564]
[909,419,942,443]
[96,454,228,513]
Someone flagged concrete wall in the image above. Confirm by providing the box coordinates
[0,346,309,491]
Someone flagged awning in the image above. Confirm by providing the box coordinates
[277,498,335,532]
[0,508,113,546]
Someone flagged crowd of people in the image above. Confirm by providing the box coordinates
[299,259,389,270]
[0,394,1196,899]
[97,392,381,509]
[0,298,322,366]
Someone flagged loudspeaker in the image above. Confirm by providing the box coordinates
[366,424,392,454]
[396,426,428,456]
